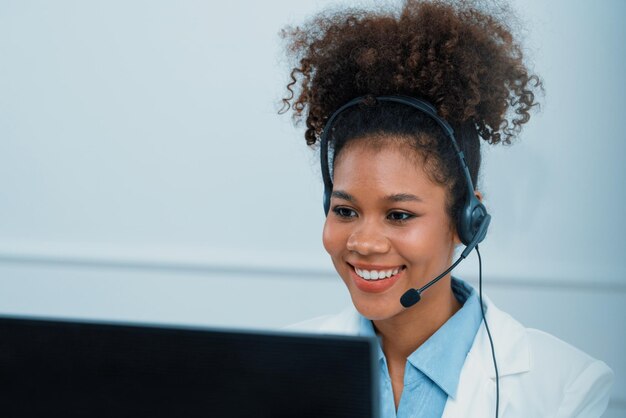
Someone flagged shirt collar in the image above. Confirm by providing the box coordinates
[357,277,482,398]
[407,277,482,398]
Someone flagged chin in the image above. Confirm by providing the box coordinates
[348,292,403,321]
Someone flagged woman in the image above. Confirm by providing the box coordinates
[279,1,613,417]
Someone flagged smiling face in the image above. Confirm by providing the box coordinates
[322,137,459,321]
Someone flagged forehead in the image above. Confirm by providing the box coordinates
[332,140,447,200]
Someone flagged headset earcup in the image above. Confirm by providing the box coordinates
[458,197,489,245]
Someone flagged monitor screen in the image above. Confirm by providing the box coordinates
[0,315,379,418]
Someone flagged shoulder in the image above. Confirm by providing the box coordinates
[524,327,613,417]
[483,299,614,417]
[282,306,361,335]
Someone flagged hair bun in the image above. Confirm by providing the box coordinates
[280,0,543,146]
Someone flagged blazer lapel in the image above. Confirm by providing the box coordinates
[441,351,498,417]
[442,295,529,418]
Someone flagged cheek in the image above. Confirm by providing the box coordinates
[322,218,345,257]
[395,217,455,257]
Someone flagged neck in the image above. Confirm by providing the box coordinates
[373,275,461,361]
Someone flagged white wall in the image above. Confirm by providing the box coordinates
[1,0,624,415]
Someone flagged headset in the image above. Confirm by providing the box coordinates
[319,95,500,417]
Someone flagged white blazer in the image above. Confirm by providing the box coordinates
[286,295,614,417]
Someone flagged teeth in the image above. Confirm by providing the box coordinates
[354,267,403,281]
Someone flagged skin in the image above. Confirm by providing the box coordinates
[322,137,479,410]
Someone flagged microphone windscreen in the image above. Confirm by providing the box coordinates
[400,289,421,308]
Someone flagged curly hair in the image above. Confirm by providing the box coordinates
[279,0,542,224]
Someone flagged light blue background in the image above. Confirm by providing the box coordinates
[0,0,624,415]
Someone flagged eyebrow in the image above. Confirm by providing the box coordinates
[331,190,424,203]
[331,190,355,202]
[385,193,424,203]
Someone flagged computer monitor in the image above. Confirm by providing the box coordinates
[0,315,379,418]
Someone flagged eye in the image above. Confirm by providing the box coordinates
[387,211,415,223]
[332,206,358,219]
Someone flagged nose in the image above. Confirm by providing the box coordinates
[346,225,391,255]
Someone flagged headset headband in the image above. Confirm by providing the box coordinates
[320,95,476,214]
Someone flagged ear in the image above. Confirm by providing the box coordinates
[452,190,484,246]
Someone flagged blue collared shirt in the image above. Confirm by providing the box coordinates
[357,277,483,418]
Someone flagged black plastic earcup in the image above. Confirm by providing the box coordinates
[458,195,489,246]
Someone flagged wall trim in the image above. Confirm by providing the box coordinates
[1,244,625,293]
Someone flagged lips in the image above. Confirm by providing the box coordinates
[347,263,405,293]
